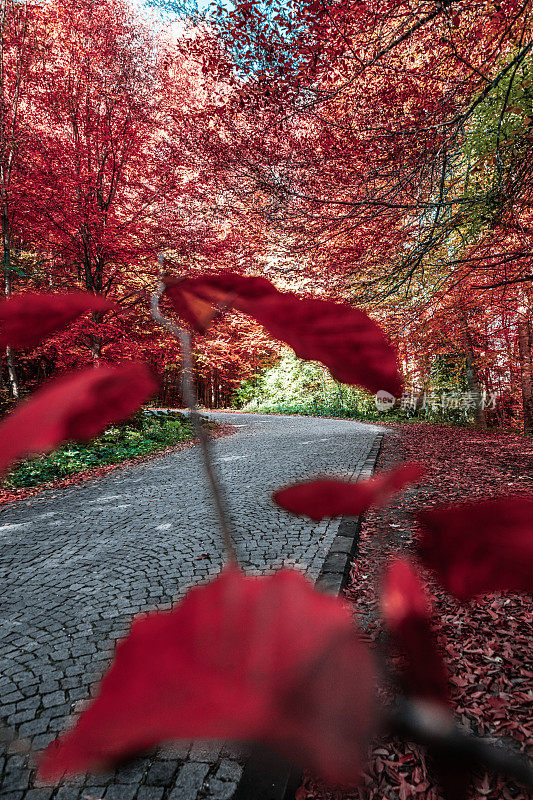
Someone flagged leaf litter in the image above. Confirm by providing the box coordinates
[299,422,532,800]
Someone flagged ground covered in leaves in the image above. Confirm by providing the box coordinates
[299,421,532,800]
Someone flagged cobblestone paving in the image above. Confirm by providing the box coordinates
[0,412,382,800]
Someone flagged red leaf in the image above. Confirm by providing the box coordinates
[164,273,403,395]
[273,463,424,521]
[38,567,375,786]
[0,292,115,350]
[382,558,449,706]
[417,496,533,601]
[0,362,156,477]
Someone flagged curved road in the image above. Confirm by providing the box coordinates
[0,412,383,800]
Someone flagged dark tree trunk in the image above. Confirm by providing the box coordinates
[2,211,19,398]
[459,307,486,430]
[518,318,533,435]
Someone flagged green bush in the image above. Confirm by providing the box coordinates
[4,410,194,488]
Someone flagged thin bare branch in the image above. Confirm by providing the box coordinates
[388,697,533,791]
[150,273,238,566]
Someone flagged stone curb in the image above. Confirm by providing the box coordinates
[233,431,385,800]
[314,431,384,597]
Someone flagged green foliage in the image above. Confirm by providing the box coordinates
[462,53,533,238]
[232,351,380,419]
[4,410,194,488]
[431,353,469,393]
[232,351,480,426]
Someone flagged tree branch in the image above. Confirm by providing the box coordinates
[150,271,237,565]
[387,697,533,791]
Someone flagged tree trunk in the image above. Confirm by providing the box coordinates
[459,308,486,430]
[2,210,19,398]
[90,308,104,365]
[518,318,533,435]
[90,335,102,364]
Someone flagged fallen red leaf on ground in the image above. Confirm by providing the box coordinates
[302,423,533,800]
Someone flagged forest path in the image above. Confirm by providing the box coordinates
[0,412,384,800]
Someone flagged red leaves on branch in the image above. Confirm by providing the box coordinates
[38,566,375,786]
[273,463,424,521]
[417,496,533,601]
[382,558,450,707]
[0,292,115,350]
[0,362,156,477]
[164,272,403,395]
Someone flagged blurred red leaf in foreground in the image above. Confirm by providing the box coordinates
[417,496,533,601]
[0,292,115,350]
[0,362,156,477]
[383,561,470,800]
[164,272,403,396]
[38,567,375,786]
[382,558,450,706]
[273,463,424,521]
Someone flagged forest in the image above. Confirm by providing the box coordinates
[0,2,532,800]
[0,0,532,432]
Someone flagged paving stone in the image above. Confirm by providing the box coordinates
[215,760,243,783]
[203,779,237,800]
[188,741,222,763]
[8,709,37,725]
[39,682,60,694]
[0,413,382,800]
[1,768,31,792]
[81,785,108,799]
[168,762,210,800]
[114,760,149,785]
[3,691,24,704]
[86,773,115,788]
[55,788,83,800]
[30,733,57,750]
[41,690,66,709]
[158,741,191,759]
[137,788,164,800]
[102,786,138,800]
[19,682,39,694]
[23,789,56,800]
[16,697,40,711]
[145,761,178,785]
[62,677,82,690]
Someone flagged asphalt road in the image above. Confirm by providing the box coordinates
[0,412,382,800]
